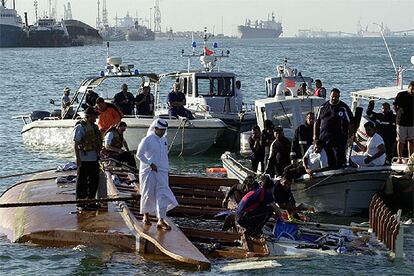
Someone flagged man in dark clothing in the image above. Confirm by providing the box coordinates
[261,119,275,168]
[236,177,281,236]
[367,101,396,162]
[394,81,414,163]
[291,112,315,159]
[314,88,354,168]
[265,126,291,178]
[114,83,135,115]
[168,83,194,119]
[73,107,102,211]
[274,173,314,215]
[103,121,137,168]
[82,89,99,110]
[135,85,154,116]
[249,125,265,172]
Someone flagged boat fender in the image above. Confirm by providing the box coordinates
[206,167,227,173]
[30,110,51,121]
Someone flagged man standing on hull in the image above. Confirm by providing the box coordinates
[73,107,103,210]
[314,88,354,168]
[137,119,178,230]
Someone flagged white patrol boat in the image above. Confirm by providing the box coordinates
[158,28,257,148]
[17,44,226,156]
[239,60,325,156]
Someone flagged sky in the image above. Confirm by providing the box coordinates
[10,0,414,37]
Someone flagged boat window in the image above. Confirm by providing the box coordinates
[269,107,293,128]
[196,77,234,97]
[183,78,188,94]
[187,78,193,97]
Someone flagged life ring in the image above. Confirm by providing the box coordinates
[206,167,227,173]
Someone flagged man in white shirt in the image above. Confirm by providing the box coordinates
[303,139,329,177]
[351,121,386,167]
[136,119,178,230]
[234,80,243,112]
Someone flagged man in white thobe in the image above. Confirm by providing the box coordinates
[136,118,178,230]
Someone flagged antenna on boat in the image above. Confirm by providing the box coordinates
[374,22,414,89]
[373,23,397,73]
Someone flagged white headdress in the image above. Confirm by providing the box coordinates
[146,118,168,136]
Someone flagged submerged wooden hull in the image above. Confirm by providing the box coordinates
[0,170,135,250]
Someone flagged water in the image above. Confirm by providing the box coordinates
[0,38,413,274]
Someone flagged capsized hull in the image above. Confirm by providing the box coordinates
[21,117,226,155]
[0,170,135,249]
[221,152,392,215]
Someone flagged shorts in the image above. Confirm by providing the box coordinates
[396,125,414,143]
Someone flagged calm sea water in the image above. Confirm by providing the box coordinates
[0,38,413,275]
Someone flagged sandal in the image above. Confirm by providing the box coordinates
[157,221,171,230]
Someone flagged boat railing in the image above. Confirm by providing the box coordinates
[369,193,404,258]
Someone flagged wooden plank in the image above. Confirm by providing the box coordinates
[105,171,211,270]
[169,175,238,188]
[172,187,224,198]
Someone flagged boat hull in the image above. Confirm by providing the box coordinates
[0,24,25,47]
[221,152,392,215]
[21,117,226,155]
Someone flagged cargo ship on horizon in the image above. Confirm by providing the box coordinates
[237,13,282,39]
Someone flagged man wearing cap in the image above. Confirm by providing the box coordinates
[291,112,315,159]
[82,89,100,110]
[265,126,291,178]
[135,84,154,116]
[61,87,73,118]
[314,88,354,168]
[114,83,135,115]
[136,119,178,230]
[104,121,136,168]
[73,107,103,210]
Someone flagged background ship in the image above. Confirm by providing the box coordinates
[237,13,282,39]
[0,0,25,47]
[64,19,102,45]
[24,17,71,47]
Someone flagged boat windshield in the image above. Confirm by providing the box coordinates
[196,77,234,97]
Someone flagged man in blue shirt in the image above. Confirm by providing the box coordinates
[314,88,354,168]
[114,83,135,115]
[236,177,281,236]
[167,83,194,119]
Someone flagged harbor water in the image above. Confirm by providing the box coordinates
[0,38,413,274]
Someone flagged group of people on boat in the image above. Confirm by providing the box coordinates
[249,82,414,180]
[61,81,199,122]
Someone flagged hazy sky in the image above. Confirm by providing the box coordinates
[12,0,414,36]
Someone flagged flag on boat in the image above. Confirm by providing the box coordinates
[204,47,214,56]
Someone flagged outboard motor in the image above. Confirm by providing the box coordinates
[30,111,51,121]
[240,131,252,157]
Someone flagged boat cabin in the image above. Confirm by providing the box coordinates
[255,95,325,138]
[165,70,241,114]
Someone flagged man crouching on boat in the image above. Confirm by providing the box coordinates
[136,119,178,230]
[236,176,281,237]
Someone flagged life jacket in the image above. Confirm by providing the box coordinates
[314,87,322,97]
[105,127,123,149]
[77,120,102,152]
[237,188,266,215]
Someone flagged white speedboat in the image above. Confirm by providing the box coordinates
[240,61,325,156]
[159,29,257,148]
[221,151,393,216]
[18,52,226,156]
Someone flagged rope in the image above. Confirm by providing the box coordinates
[168,117,186,154]
[0,168,56,179]
[179,119,188,157]
[295,174,335,192]
[0,195,139,208]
